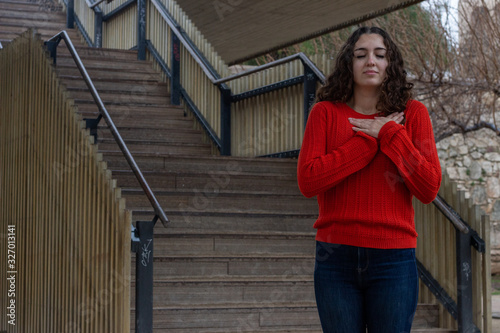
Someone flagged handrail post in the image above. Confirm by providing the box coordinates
[67,0,75,28]
[220,87,232,156]
[137,0,147,60]
[456,229,476,333]
[303,65,316,128]
[132,218,156,333]
[44,39,60,64]
[170,33,181,105]
[94,7,103,48]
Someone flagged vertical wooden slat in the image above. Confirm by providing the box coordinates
[482,214,492,333]
[0,30,131,333]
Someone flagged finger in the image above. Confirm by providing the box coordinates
[388,112,403,120]
[349,118,372,126]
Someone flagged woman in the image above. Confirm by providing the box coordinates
[297,26,442,333]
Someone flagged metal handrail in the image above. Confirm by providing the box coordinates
[151,0,220,83]
[150,0,326,86]
[433,194,469,233]
[46,30,169,227]
[214,53,326,85]
[85,0,106,9]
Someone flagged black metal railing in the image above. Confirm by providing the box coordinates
[45,30,167,333]
[431,194,485,333]
[63,1,488,332]
[145,0,325,157]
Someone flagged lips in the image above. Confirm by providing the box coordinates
[364,70,378,75]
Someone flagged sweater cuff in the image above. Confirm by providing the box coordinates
[379,121,403,147]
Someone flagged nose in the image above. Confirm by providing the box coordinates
[367,54,376,66]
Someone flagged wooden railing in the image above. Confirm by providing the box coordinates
[414,173,492,332]
[0,30,131,332]
[57,1,344,157]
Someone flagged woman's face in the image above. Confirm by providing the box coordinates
[352,33,388,90]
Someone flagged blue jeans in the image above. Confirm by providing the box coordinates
[314,241,419,333]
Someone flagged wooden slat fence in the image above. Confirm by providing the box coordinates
[0,30,131,333]
[75,0,96,45]
[414,172,492,332]
[102,0,137,50]
[59,1,339,157]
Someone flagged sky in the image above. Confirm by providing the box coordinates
[423,0,460,41]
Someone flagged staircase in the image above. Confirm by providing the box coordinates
[0,1,456,332]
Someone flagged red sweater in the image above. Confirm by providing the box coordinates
[297,100,441,249]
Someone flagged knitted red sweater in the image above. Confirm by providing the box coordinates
[297,100,441,249]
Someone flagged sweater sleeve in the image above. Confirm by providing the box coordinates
[297,103,379,198]
[378,101,442,204]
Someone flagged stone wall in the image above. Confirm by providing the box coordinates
[436,128,500,273]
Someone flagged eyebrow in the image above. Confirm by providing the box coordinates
[354,47,387,52]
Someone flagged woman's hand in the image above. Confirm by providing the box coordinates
[348,112,404,138]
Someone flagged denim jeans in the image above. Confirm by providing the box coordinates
[314,241,419,333]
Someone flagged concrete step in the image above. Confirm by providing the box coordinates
[0,0,62,11]
[56,55,161,74]
[0,25,78,38]
[89,115,196,130]
[57,66,164,81]
[132,278,316,308]
[67,89,171,106]
[110,169,300,193]
[97,126,203,142]
[151,234,316,256]
[127,303,448,332]
[0,17,67,31]
[134,210,316,233]
[130,255,314,278]
[0,24,69,36]
[130,304,321,332]
[60,76,169,95]
[122,188,316,213]
[0,29,80,43]
[76,103,184,114]
[75,104,191,127]
[0,8,65,21]
[98,140,212,155]
[57,45,139,61]
[103,153,298,174]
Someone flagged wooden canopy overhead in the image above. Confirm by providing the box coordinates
[174,0,423,65]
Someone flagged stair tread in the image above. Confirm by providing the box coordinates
[145,302,319,311]
[132,302,441,311]
[123,187,302,196]
[151,230,315,238]
[134,275,314,284]
[132,207,316,216]
[135,253,315,260]
[111,168,296,177]
[99,141,210,148]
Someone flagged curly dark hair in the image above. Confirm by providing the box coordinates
[316,26,413,116]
